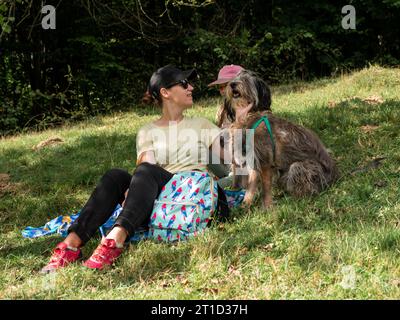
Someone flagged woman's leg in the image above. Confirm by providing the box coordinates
[84,162,173,270]
[67,168,132,245]
[41,168,131,273]
[112,162,174,238]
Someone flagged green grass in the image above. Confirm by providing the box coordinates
[0,65,399,299]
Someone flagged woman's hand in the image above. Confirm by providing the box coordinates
[121,189,129,208]
[235,103,253,123]
[125,151,156,207]
[137,150,156,166]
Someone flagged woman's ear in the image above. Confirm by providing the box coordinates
[159,87,169,99]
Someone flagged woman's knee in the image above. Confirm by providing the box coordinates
[103,168,129,179]
[134,162,157,175]
[131,162,162,185]
[101,168,131,189]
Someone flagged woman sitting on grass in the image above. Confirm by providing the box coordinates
[41,65,223,273]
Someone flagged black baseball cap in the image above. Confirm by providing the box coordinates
[148,65,197,100]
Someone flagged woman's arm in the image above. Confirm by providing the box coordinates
[136,150,156,166]
[122,151,157,207]
[235,103,253,123]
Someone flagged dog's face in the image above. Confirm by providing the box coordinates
[224,70,271,120]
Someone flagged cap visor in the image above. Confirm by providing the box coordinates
[182,69,198,81]
[207,78,231,87]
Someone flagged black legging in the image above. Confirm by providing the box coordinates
[68,162,173,244]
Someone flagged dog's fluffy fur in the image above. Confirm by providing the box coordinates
[229,113,339,207]
[217,70,272,127]
[224,72,338,208]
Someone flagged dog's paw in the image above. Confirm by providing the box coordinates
[261,202,273,210]
[240,202,254,213]
[243,193,255,205]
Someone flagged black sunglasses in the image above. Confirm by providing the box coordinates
[165,79,191,89]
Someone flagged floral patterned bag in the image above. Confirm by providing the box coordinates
[148,171,219,242]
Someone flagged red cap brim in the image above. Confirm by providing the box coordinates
[207,78,231,87]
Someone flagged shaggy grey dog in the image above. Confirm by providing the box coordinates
[225,72,339,208]
[217,70,272,127]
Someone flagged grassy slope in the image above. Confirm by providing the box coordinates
[0,66,399,299]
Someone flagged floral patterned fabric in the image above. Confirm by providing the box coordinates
[22,172,245,242]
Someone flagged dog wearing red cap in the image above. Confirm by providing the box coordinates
[210,68,272,128]
[224,70,338,208]
[208,65,246,128]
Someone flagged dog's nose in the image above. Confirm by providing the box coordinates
[230,82,237,89]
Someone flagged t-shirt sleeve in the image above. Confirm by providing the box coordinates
[200,118,221,148]
[136,125,154,159]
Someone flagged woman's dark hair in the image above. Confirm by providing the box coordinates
[142,90,161,106]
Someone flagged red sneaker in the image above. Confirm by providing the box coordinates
[40,242,82,273]
[83,238,124,270]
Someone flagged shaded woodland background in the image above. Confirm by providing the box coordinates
[1,0,399,135]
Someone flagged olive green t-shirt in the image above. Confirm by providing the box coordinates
[136,117,221,174]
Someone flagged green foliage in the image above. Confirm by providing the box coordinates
[1,0,400,135]
[383,0,400,7]
[183,27,342,89]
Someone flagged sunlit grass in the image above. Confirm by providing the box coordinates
[0,65,399,299]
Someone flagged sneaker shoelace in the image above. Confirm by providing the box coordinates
[91,240,119,263]
[50,247,67,263]
[49,245,79,265]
